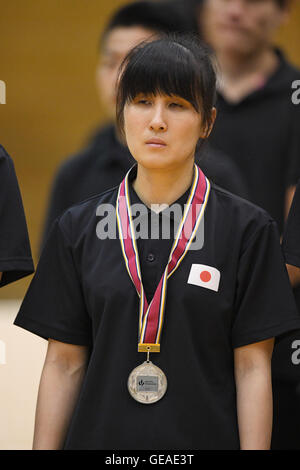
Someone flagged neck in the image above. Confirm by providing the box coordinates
[216,46,278,101]
[132,160,195,208]
[218,46,277,79]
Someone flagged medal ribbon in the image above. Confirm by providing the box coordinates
[116,164,210,353]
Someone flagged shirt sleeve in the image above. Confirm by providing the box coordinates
[282,179,300,268]
[14,217,92,346]
[232,219,300,348]
[0,146,34,287]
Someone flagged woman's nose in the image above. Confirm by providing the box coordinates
[149,106,167,132]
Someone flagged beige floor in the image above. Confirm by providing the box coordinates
[0,300,47,450]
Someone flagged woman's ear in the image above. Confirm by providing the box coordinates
[199,107,217,139]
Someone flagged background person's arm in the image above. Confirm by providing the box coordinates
[234,338,274,450]
[0,272,2,281]
[282,182,300,284]
[32,339,89,450]
[285,185,296,222]
[286,263,300,287]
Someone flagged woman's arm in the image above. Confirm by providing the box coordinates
[0,272,2,281]
[234,338,274,450]
[32,338,89,450]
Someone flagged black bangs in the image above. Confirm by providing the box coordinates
[122,41,202,112]
[116,34,217,140]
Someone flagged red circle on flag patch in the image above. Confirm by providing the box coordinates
[200,271,211,283]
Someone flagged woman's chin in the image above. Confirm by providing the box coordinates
[134,153,181,171]
[137,159,175,171]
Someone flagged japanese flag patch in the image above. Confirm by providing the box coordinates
[187,264,220,292]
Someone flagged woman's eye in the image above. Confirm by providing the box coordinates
[169,102,183,108]
[138,100,151,105]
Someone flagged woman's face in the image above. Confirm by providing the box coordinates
[123,93,211,171]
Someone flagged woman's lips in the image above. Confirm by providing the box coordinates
[145,139,167,148]
[146,143,166,148]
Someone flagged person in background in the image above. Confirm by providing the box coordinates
[197,0,300,231]
[40,0,249,250]
[283,180,300,288]
[194,0,300,449]
[273,180,300,449]
[0,145,34,287]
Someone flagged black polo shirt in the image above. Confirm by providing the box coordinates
[14,167,300,450]
[208,53,300,438]
[0,145,34,287]
[130,179,191,304]
[208,48,300,234]
[282,179,300,268]
[40,124,249,249]
[270,180,300,450]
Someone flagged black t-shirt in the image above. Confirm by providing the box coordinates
[208,49,300,234]
[14,167,300,450]
[271,182,300,450]
[0,145,34,287]
[273,178,300,388]
[282,179,300,268]
[40,124,249,249]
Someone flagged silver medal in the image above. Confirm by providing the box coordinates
[128,360,167,404]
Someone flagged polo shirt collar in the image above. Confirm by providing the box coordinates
[217,47,296,107]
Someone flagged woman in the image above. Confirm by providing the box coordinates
[14,36,300,450]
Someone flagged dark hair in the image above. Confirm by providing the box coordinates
[100,1,197,50]
[116,34,216,143]
[195,0,288,7]
[276,0,288,7]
